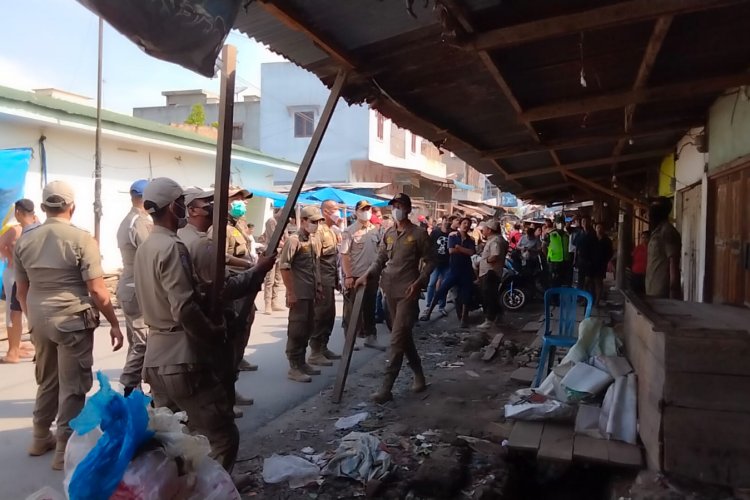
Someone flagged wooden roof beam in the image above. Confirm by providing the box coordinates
[521,72,750,122]
[465,0,744,51]
[482,121,695,159]
[517,167,648,197]
[614,16,673,159]
[507,149,670,180]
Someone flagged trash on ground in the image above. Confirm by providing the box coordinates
[436,361,465,369]
[262,454,321,489]
[559,362,613,401]
[504,389,576,422]
[322,431,391,484]
[301,447,315,454]
[600,373,637,444]
[465,370,480,378]
[64,372,238,500]
[335,412,370,430]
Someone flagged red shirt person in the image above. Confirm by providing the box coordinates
[630,231,649,293]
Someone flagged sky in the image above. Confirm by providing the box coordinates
[0,0,287,114]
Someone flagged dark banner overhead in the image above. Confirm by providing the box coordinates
[76,0,243,77]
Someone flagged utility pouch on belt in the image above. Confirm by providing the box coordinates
[55,308,100,332]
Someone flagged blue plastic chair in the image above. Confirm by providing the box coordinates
[532,287,593,387]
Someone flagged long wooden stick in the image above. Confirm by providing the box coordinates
[332,287,365,404]
[210,45,237,318]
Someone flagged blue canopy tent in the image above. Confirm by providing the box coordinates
[296,186,388,208]
[0,148,32,293]
[247,188,288,208]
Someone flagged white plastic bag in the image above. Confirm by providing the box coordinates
[600,373,638,445]
[262,454,320,489]
[504,389,577,422]
[560,362,613,401]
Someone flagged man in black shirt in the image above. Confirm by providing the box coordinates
[421,217,453,319]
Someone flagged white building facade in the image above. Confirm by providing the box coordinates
[0,86,297,273]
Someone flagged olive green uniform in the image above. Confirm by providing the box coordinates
[279,229,320,365]
[135,226,238,471]
[177,224,263,397]
[367,222,435,383]
[116,207,152,389]
[310,222,339,351]
[261,216,284,309]
[14,218,102,444]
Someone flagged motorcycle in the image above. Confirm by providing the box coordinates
[498,250,547,311]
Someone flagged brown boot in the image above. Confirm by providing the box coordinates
[28,430,56,457]
[51,440,66,471]
[412,371,427,393]
[308,349,333,367]
[371,372,398,404]
[322,347,341,360]
[300,362,321,375]
[288,363,312,383]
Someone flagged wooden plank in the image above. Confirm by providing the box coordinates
[520,73,750,123]
[507,421,544,452]
[538,423,574,462]
[331,286,365,403]
[209,44,237,317]
[466,0,743,51]
[607,440,643,468]
[482,333,505,361]
[664,372,750,412]
[507,150,670,180]
[573,435,609,463]
[510,366,537,385]
[665,333,750,376]
[663,407,750,487]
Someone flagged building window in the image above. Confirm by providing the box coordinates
[376,112,385,140]
[232,123,244,141]
[294,111,314,138]
[411,134,418,153]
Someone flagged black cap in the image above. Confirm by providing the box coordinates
[388,193,411,208]
[15,199,34,213]
[355,200,372,211]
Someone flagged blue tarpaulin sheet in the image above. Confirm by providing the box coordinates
[297,187,388,208]
[0,148,32,291]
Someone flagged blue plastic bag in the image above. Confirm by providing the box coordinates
[67,372,154,500]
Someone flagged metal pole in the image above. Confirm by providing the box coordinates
[93,17,103,244]
[210,45,237,318]
[264,70,348,255]
[616,201,632,290]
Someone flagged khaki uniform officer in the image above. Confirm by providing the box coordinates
[15,180,124,470]
[177,188,274,416]
[261,212,286,314]
[341,200,384,350]
[116,179,153,396]
[135,178,238,471]
[356,193,435,403]
[279,206,323,383]
[309,200,343,366]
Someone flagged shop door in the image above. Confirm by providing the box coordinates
[679,184,701,302]
[709,165,749,306]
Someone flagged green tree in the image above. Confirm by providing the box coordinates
[184,104,206,126]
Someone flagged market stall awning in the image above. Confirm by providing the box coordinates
[233,0,750,205]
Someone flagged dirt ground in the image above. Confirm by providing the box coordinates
[232,304,544,499]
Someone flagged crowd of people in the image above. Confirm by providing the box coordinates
[0,177,681,477]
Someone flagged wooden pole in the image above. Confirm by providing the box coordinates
[93,17,103,244]
[210,45,237,318]
[332,286,365,403]
[264,70,348,255]
[616,202,633,289]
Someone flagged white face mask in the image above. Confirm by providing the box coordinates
[392,208,406,222]
[305,221,319,233]
[357,210,371,222]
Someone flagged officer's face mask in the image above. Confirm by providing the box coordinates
[305,220,320,234]
[357,209,371,222]
[392,208,406,222]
